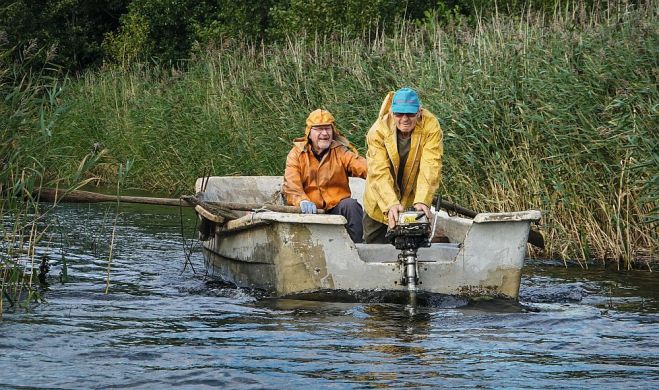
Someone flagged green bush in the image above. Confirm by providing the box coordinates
[0,0,128,71]
[3,0,632,70]
[103,0,275,65]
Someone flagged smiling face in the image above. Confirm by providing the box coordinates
[308,125,334,153]
[393,112,419,137]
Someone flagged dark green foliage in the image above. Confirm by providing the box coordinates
[104,0,443,64]
[0,0,128,71]
[266,0,438,40]
[103,0,275,64]
[2,0,626,70]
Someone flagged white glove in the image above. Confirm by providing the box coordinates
[300,200,317,214]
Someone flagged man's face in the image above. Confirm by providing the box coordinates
[393,112,419,136]
[309,125,333,152]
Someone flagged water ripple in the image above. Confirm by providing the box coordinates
[2,204,658,389]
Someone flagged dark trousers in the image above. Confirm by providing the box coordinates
[328,198,364,243]
[362,212,389,244]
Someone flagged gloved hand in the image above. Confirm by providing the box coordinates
[300,200,317,214]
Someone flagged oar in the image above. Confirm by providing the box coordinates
[436,198,545,249]
[34,188,323,214]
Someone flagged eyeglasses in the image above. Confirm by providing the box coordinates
[311,126,333,133]
[393,112,418,118]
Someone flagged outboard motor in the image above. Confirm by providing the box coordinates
[385,209,432,293]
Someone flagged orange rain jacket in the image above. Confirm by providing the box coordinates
[283,110,367,210]
[363,92,443,224]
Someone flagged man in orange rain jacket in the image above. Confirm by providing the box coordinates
[283,109,367,243]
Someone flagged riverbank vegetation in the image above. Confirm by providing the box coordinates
[2,1,657,273]
[0,43,103,313]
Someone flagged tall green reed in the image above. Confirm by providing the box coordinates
[0,41,106,314]
[43,1,657,267]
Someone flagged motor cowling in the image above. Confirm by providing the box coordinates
[385,209,432,250]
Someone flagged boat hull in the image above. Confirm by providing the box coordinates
[197,176,541,300]
[202,212,535,299]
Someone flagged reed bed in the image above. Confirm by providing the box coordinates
[34,1,658,267]
[0,40,106,313]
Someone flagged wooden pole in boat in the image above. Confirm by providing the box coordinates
[436,198,545,249]
[34,188,324,214]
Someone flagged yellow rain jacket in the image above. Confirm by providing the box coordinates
[283,109,367,210]
[363,92,443,224]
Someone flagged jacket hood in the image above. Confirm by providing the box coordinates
[378,92,395,118]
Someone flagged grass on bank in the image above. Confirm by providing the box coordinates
[28,1,659,267]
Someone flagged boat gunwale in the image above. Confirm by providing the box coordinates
[220,211,347,234]
[473,210,541,223]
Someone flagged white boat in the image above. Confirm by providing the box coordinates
[195,176,541,300]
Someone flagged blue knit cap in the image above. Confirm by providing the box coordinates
[391,87,420,114]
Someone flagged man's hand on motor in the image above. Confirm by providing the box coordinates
[387,204,404,229]
[414,203,431,220]
[300,200,317,214]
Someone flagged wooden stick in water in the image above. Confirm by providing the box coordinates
[37,188,189,206]
[35,188,323,214]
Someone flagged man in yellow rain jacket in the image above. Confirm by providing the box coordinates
[283,109,368,242]
[362,88,443,243]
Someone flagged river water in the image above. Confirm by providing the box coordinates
[1,203,658,389]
